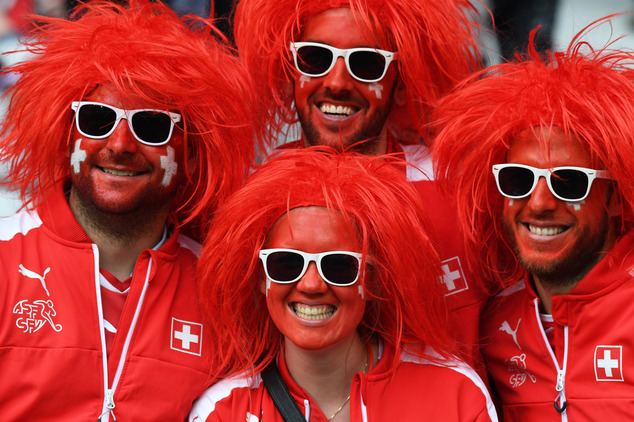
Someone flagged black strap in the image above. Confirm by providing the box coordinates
[261,360,306,422]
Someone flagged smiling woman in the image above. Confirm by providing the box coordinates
[190,148,498,422]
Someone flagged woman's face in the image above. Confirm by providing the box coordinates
[261,206,366,351]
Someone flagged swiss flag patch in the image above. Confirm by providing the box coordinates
[171,318,203,356]
[595,345,624,382]
[440,256,468,296]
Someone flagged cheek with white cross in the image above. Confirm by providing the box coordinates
[70,138,87,174]
[299,75,311,89]
[368,83,384,99]
[566,200,585,211]
[160,146,178,186]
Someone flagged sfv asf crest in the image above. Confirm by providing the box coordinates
[595,345,624,382]
[14,264,62,333]
[13,299,62,333]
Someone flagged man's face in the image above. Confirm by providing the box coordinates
[293,8,399,155]
[502,128,618,286]
[69,84,185,219]
[261,206,366,351]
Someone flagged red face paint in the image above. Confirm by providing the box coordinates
[69,84,184,215]
[502,128,617,282]
[293,8,398,154]
[262,206,366,351]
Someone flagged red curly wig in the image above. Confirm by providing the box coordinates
[198,148,453,379]
[234,0,482,144]
[433,19,634,292]
[0,0,257,228]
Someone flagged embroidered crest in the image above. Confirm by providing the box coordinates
[440,256,468,296]
[505,353,536,388]
[13,299,63,333]
[171,317,203,356]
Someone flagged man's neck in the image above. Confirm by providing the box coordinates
[68,189,170,280]
[531,276,577,315]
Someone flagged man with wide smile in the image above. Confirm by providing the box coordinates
[433,24,634,421]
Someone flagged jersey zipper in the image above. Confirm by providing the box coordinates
[533,298,569,422]
[95,245,153,421]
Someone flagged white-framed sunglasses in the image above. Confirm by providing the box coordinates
[492,163,613,202]
[259,248,363,286]
[71,101,182,146]
[289,41,398,83]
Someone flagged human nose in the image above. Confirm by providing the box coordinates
[104,118,138,153]
[322,57,355,92]
[296,262,329,294]
[526,176,559,211]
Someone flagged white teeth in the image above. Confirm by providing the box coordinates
[528,225,564,236]
[293,303,335,320]
[319,103,355,116]
[103,168,137,177]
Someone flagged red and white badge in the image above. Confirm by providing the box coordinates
[594,345,624,382]
[171,318,203,356]
[441,256,468,296]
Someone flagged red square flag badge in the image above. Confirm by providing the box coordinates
[594,345,624,382]
[171,318,203,356]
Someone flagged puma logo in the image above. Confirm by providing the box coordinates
[500,318,522,350]
[19,264,51,296]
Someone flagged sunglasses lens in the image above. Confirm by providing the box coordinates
[498,166,535,197]
[77,104,117,137]
[349,50,386,81]
[551,169,588,200]
[131,111,173,145]
[266,251,305,282]
[320,253,359,286]
[295,45,334,75]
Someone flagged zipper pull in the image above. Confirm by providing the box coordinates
[556,370,565,391]
[98,390,118,422]
[553,370,567,413]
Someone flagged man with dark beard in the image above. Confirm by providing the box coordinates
[0,1,255,420]
[234,0,492,376]
[433,23,634,421]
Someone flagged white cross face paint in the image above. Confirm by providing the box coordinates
[266,278,271,297]
[70,138,87,174]
[299,75,311,88]
[357,283,364,299]
[567,200,585,211]
[160,146,178,186]
[368,83,384,99]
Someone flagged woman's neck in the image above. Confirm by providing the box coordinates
[283,334,373,420]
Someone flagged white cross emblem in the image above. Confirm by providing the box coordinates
[70,138,87,173]
[440,256,468,296]
[174,324,198,350]
[299,75,311,88]
[160,146,178,186]
[595,345,624,381]
[171,317,203,356]
[369,83,383,99]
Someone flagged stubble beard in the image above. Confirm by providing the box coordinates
[298,91,394,156]
[503,214,611,290]
[69,178,177,245]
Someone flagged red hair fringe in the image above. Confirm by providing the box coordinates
[198,148,454,379]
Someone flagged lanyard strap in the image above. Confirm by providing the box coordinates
[261,359,306,422]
